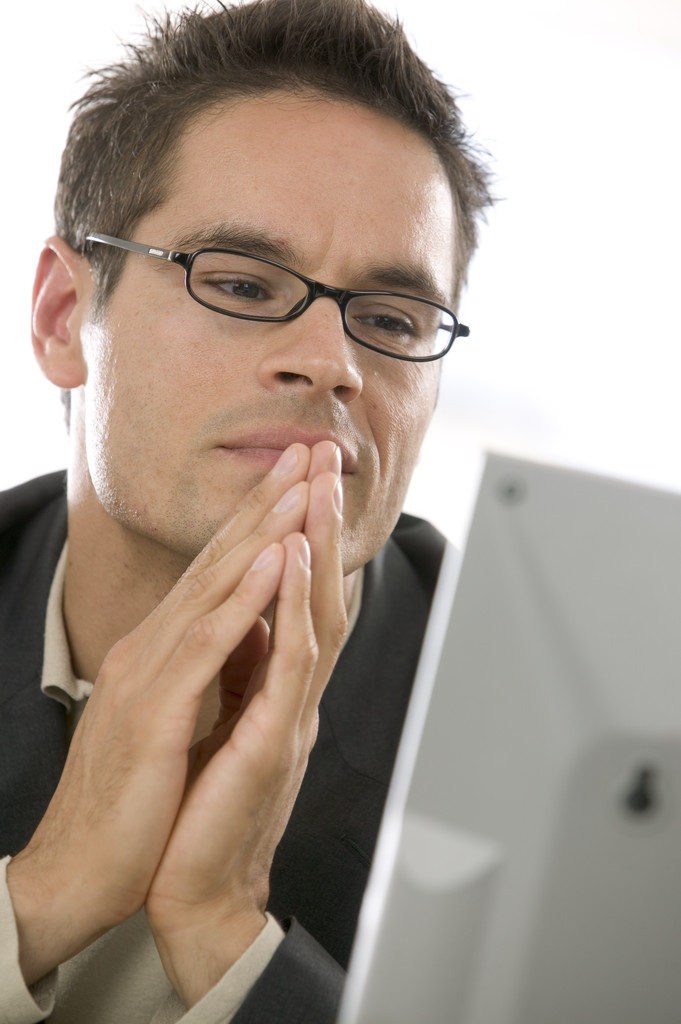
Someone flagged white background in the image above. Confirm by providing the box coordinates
[2,0,680,547]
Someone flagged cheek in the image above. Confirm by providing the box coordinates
[88,307,231,427]
[343,365,437,571]
[371,364,439,490]
[81,313,186,480]
[80,319,119,441]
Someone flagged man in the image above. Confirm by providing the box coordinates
[0,0,492,1020]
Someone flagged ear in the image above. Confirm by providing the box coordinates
[31,236,91,389]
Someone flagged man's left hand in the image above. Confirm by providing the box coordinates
[145,443,346,1006]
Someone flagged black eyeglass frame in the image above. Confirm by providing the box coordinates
[86,231,469,363]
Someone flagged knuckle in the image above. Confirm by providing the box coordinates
[184,614,219,653]
[180,532,221,579]
[275,736,309,783]
[228,579,257,618]
[184,522,232,579]
[247,515,280,553]
[97,634,133,683]
[243,482,270,516]
[193,533,222,569]
[329,608,348,656]
[253,483,272,510]
[296,630,319,673]
[182,561,219,604]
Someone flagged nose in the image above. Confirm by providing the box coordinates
[256,297,363,403]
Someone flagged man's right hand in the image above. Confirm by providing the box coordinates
[6,440,345,989]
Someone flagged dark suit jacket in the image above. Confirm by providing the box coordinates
[0,472,446,1022]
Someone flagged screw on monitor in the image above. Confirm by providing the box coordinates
[621,765,659,818]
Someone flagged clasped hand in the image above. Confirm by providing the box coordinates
[8,441,346,1005]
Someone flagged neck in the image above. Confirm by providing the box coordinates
[63,489,191,684]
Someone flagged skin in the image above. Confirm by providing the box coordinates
[9,92,457,1005]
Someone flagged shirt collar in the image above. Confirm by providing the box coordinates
[41,541,93,710]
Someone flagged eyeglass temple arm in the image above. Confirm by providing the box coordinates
[85,233,183,263]
[86,232,470,342]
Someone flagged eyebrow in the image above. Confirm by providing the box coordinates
[359,261,450,308]
[171,223,299,265]
[169,222,451,307]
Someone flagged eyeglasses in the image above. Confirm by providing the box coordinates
[86,232,469,362]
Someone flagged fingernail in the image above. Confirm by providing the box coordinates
[330,445,342,478]
[333,479,343,516]
[272,445,299,477]
[299,537,311,569]
[273,483,301,514]
[251,544,277,571]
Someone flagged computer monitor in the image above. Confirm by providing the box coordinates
[338,452,681,1024]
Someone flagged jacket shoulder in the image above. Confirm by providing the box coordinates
[0,471,67,535]
[0,472,68,854]
[389,511,448,595]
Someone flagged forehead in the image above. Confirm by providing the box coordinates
[146,92,456,298]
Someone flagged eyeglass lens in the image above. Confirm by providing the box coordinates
[187,251,454,359]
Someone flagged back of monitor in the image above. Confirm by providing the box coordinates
[338,453,681,1024]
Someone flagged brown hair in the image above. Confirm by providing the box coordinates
[57,0,493,309]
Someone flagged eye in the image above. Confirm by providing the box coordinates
[361,311,416,336]
[349,298,424,345]
[346,294,449,357]
[188,252,306,316]
[208,276,269,301]
[352,303,417,339]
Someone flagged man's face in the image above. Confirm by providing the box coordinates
[76,93,456,574]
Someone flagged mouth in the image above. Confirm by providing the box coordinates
[216,429,359,474]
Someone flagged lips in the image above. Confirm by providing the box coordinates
[217,429,359,473]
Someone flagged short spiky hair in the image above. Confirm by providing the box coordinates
[57,0,492,307]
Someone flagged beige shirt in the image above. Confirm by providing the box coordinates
[0,543,362,1023]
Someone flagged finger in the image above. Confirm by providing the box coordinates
[170,442,312,600]
[254,532,319,725]
[304,470,346,695]
[190,533,316,782]
[306,439,342,482]
[118,478,311,687]
[195,442,313,572]
[176,477,311,614]
[151,440,339,651]
[215,618,270,726]
[147,542,287,712]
